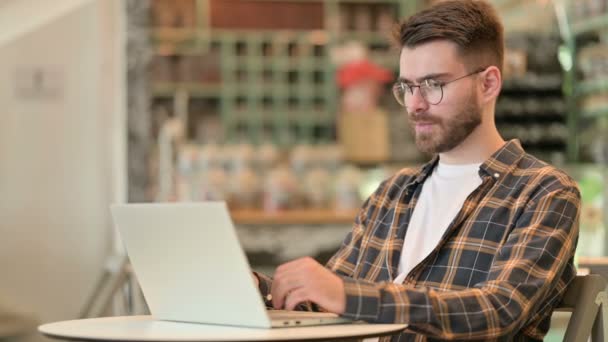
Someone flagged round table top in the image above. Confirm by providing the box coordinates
[38,316,407,341]
[39,315,408,341]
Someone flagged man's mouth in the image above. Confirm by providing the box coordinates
[414,121,436,134]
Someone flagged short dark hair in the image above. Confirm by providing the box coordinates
[394,0,504,72]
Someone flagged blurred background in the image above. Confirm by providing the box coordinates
[0,0,607,341]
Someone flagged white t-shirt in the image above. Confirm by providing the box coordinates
[392,161,482,284]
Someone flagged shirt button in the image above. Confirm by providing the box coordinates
[494,173,500,178]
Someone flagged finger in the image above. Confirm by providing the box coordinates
[273,285,304,310]
[271,273,302,309]
[272,258,319,309]
[284,288,310,311]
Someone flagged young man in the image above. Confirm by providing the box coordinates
[255,1,580,340]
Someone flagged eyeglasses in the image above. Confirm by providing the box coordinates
[392,67,487,107]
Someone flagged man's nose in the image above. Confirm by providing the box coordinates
[405,87,429,113]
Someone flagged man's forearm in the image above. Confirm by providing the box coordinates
[339,274,570,340]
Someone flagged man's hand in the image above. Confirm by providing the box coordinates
[270,257,346,314]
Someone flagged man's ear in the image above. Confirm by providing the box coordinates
[479,66,502,103]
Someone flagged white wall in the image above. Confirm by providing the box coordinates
[0,0,125,340]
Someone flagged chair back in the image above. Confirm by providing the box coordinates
[555,274,607,342]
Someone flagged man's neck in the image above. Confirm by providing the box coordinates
[439,122,505,165]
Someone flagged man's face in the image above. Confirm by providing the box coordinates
[398,41,482,154]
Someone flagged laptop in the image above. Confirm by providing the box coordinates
[110,202,352,328]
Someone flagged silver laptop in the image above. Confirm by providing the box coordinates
[110,202,352,328]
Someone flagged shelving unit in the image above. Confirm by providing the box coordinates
[150,0,421,147]
[495,32,567,164]
[554,0,608,257]
[555,1,608,162]
[148,0,423,224]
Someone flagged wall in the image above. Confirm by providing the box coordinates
[0,0,125,340]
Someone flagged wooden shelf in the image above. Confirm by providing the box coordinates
[152,27,198,44]
[230,209,358,225]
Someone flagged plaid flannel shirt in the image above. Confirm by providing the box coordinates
[256,140,580,341]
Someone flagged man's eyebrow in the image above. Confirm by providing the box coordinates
[398,73,452,83]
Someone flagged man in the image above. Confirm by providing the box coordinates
[254,1,580,340]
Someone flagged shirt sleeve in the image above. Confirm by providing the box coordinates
[338,185,581,340]
[253,271,274,308]
[325,192,376,277]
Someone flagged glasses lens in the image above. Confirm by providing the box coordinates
[392,83,407,107]
[420,84,443,105]
[393,83,444,107]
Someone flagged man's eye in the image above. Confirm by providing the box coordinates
[425,80,442,89]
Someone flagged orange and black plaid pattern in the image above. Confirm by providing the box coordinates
[257,140,580,341]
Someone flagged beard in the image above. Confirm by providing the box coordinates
[408,96,482,155]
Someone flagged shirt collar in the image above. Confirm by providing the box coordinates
[411,155,439,185]
[479,139,526,180]
[410,139,525,185]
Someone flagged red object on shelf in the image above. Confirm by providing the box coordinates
[337,60,392,88]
